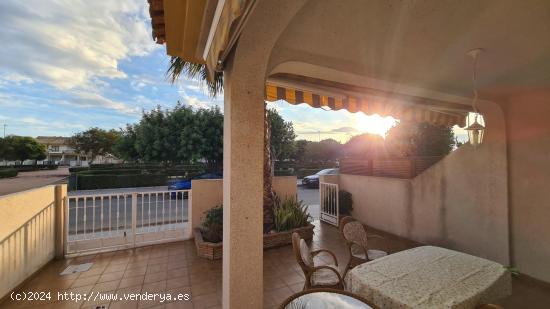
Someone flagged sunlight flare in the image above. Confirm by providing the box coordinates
[354,113,396,137]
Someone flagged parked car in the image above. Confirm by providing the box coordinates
[168,172,223,190]
[301,168,339,188]
[168,172,222,198]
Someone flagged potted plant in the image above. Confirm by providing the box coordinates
[194,205,223,260]
[194,198,315,260]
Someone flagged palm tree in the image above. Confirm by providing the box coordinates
[167,56,275,232]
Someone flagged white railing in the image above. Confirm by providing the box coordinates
[320,182,339,226]
[66,189,191,256]
[0,201,56,298]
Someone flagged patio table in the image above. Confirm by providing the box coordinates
[345,246,511,309]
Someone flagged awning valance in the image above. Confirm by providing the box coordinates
[266,83,466,127]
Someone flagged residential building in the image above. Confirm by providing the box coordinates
[36,136,121,166]
[36,136,85,165]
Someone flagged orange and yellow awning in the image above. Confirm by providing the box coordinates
[266,83,466,127]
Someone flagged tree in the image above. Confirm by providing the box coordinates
[113,125,139,162]
[385,122,455,157]
[343,133,387,159]
[190,107,223,170]
[267,108,296,161]
[114,104,225,168]
[167,57,278,232]
[291,140,309,162]
[0,136,46,162]
[70,128,120,164]
[303,139,342,162]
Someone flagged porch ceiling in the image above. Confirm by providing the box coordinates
[269,0,550,101]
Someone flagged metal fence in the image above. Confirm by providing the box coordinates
[66,189,191,256]
[320,182,339,226]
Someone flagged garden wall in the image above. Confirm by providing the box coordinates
[191,176,298,233]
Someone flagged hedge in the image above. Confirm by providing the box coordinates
[77,169,143,176]
[0,168,18,178]
[0,165,58,172]
[74,174,169,190]
[274,170,294,176]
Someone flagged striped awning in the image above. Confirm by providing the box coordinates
[266,83,466,127]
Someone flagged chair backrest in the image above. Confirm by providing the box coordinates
[279,288,379,309]
[340,216,368,249]
[292,232,314,272]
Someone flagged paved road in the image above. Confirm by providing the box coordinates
[297,181,320,219]
[0,167,69,196]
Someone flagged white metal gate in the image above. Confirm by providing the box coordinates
[320,182,339,226]
[65,189,191,256]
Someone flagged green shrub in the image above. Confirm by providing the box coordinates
[0,168,18,178]
[274,169,294,176]
[200,205,223,243]
[75,174,168,190]
[322,189,353,215]
[338,190,353,215]
[273,197,311,232]
[77,169,143,176]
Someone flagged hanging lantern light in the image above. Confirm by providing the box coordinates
[465,48,486,146]
[465,114,485,146]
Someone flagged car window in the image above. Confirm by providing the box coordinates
[317,168,338,175]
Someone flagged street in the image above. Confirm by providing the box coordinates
[0,167,69,196]
[67,189,188,237]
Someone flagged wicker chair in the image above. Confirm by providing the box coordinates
[291,232,345,290]
[339,216,388,277]
[278,287,379,309]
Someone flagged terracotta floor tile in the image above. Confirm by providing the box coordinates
[98,271,125,283]
[166,276,190,290]
[4,220,550,309]
[142,280,167,293]
[118,275,145,289]
[164,301,193,309]
[109,301,139,309]
[192,292,219,309]
[70,275,100,288]
[124,267,148,278]
[144,271,168,284]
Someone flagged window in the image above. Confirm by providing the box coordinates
[50,146,60,152]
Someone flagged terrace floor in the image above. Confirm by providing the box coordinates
[2,220,550,309]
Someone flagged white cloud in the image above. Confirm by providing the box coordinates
[177,83,223,110]
[0,0,156,90]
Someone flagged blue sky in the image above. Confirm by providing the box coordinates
[0,0,443,143]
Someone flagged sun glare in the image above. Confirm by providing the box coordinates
[355,113,397,137]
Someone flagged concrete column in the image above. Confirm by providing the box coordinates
[222,56,265,309]
[54,184,67,259]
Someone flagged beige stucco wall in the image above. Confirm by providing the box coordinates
[0,186,56,240]
[339,101,509,265]
[191,176,297,230]
[504,89,550,282]
[272,176,298,201]
[0,185,65,299]
[191,179,224,232]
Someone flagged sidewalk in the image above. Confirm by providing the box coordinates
[0,167,69,196]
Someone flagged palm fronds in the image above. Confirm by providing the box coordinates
[166,56,224,98]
